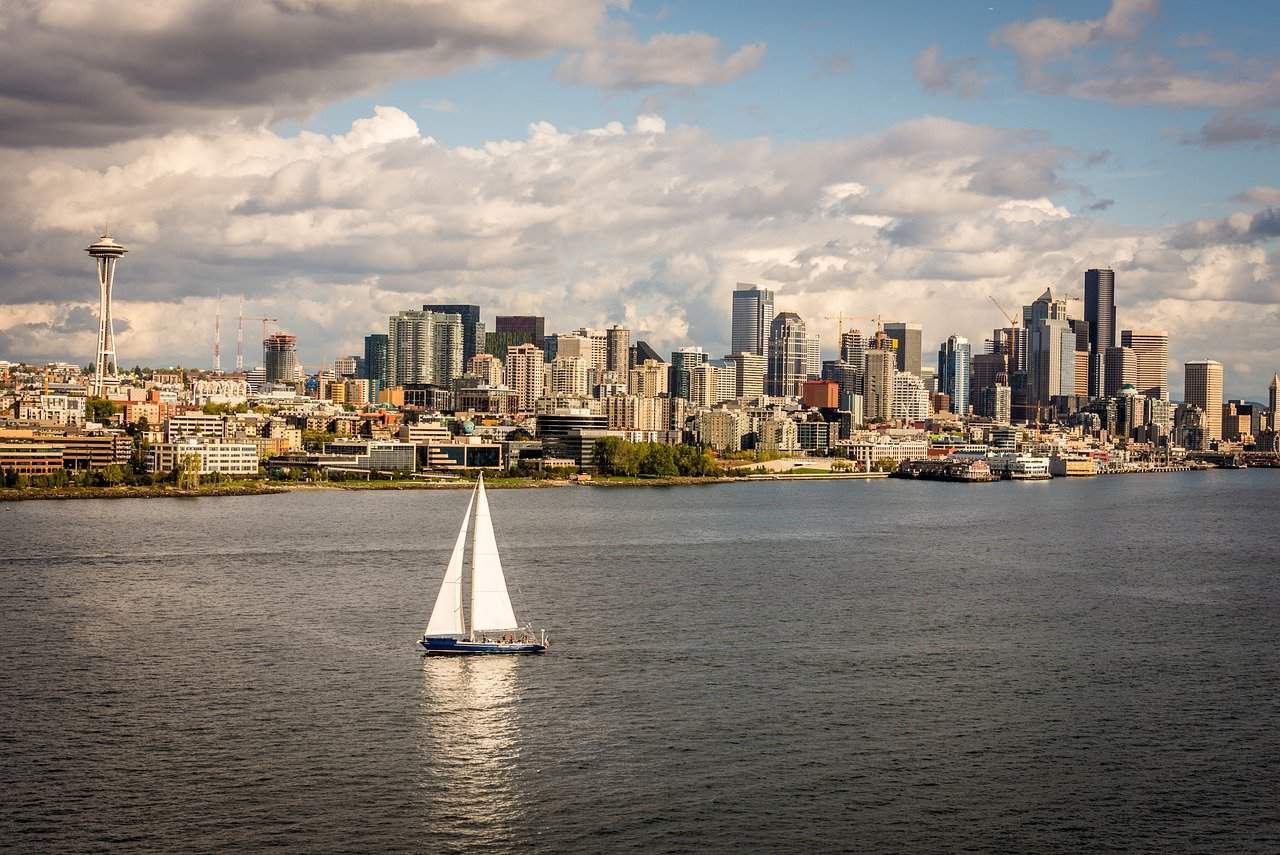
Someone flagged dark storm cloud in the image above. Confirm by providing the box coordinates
[0,0,600,147]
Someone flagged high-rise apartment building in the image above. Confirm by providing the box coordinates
[728,351,766,399]
[1103,346,1137,397]
[884,322,922,376]
[1120,329,1169,400]
[937,335,972,416]
[387,310,464,387]
[731,284,774,357]
[467,353,504,386]
[1184,360,1224,445]
[670,347,707,400]
[1085,268,1116,397]
[767,312,807,397]
[628,359,669,398]
[548,356,590,398]
[263,333,298,385]
[362,334,389,388]
[863,349,895,423]
[571,328,610,374]
[505,343,544,410]
[423,304,482,364]
[605,325,630,378]
[891,370,930,422]
[970,352,1008,416]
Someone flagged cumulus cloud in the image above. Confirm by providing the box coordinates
[0,0,606,147]
[1166,207,1280,249]
[913,45,985,97]
[556,27,766,89]
[2,106,1276,394]
[1233,186,1280,206]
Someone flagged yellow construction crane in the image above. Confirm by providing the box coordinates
[824,313,882,339]
[243,316,279,341]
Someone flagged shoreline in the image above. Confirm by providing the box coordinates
[0,464,1250,501]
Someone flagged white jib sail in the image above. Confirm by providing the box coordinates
[423,485,476,637]
[469,477,520,634]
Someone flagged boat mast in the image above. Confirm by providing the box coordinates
[468,474,482,641]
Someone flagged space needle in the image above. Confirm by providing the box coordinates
[86,232,127,397]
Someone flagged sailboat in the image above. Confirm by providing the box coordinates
[418,475,549,655]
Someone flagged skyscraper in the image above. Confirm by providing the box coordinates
[729,352,766,399]
[362,334,389,389]
[863,348,895,423]
[884,322,922,376]
[495,316,545,347]
[1120,329,1169,400]
[1184,360,1224,445]
[1270,373,1279,430]
[670,346,707,400]
[1085,268,1116,397]
[731,284,774,357]
[766,312,806,396]
[1030,318,1076,406]
[86,232,127,396]
[1103,346,1137,397]
[423,304,482,364]
[263,333,298,385]
[937,335,972,416]
[804,333,822,379]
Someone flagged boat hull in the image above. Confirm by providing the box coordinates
[418,637,547,655]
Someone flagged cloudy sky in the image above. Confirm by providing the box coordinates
[0,0,1276,398]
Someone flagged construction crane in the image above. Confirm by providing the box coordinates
[824,313,883,339]
[988,295,1019,328]
[236,307,278,371]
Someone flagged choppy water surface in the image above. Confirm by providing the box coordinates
[2,472,1279,853]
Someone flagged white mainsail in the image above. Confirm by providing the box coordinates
[423,485,476,637]
[469,477,520,634]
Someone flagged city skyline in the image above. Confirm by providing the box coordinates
[0,1,1277,399]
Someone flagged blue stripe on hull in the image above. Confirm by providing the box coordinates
[418,638,547,655]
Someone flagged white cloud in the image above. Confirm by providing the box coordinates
[2,107,1277,396]
[913,45,985,97]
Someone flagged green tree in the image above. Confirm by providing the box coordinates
[86,397,116,422]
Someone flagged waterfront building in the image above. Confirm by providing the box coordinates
[884,322,922,376]
[731,284,774,357]
[767,313,807,397]
[937,336,972,416]
[697,409,747,453]
[1085,268,1116,398]
[756,415,799,452]
[863,349,895,423]
[1184,360,1224,445]
[423,304,483,364]
[1103,346,1137,397]
[670,347,708,401]
[263,333,298,385]
[147,440,258,476]
[505,343,545,410]
[1120,329,1170,400]
[839,433,928,469]
[323,440,417,472]
[495,316,545,347]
